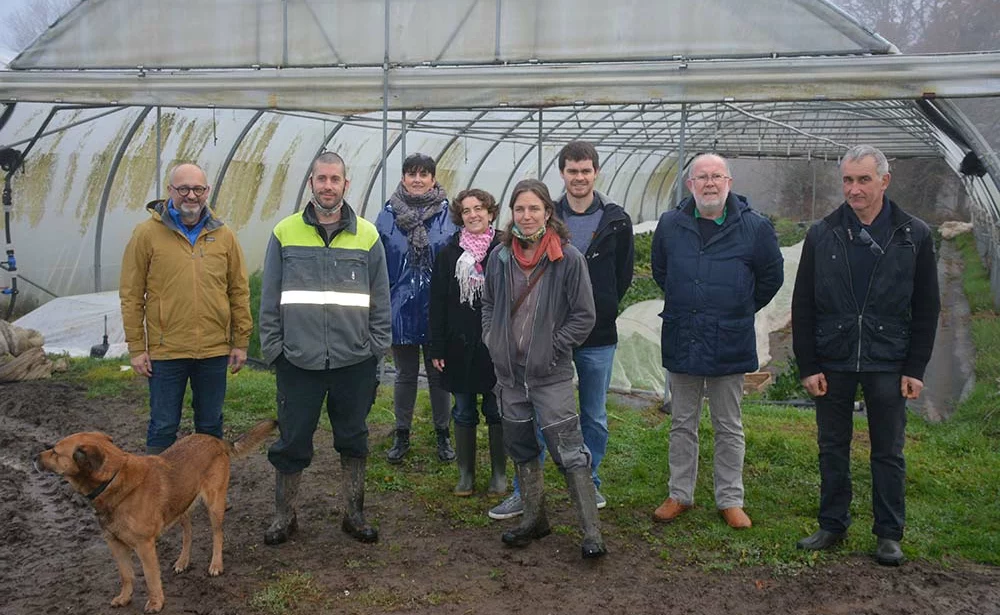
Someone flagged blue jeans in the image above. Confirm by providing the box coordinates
[511,344,615,494]
[452,391,501,427]
[573,344,615,489]
[147,356,228,449]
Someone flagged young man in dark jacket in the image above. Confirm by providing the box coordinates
[488,141,633,520]
[792,145,940,566]
[650,154,783,530]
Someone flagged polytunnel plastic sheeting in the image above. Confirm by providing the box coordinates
[612,241,803,396]
[11,0,892,71]
[0,94,988,304]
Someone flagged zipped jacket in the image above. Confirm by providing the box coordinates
[792,200,940,379]
[259,202,391,370]
[120,200,252,360]
[481,241,595,389]
[651,192,784,376]
[555,191,634,348]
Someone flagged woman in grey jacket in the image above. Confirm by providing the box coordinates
[481,179,605,559]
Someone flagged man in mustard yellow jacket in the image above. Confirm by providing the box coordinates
[120,163,252,454]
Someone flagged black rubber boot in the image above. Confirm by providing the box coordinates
[501,459,550,547]
[487,424,507,495]
[386,429,410,464]
[264,470,300,545]
[436,428,456,462]
[796,529,846,551]
[341,456,378,543]
[566,467,607,559]
[875,538,904,566]
[453,425,476,496]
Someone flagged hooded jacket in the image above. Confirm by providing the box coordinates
[555,191,634,348]
[651,192,784,376]
[481,241,596,390]
[375,199,457,345]
[120,200,252,360]
[791,199,940,379]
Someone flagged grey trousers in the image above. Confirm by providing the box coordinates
[668,372,745,509]
[499,371,592,472]
[392,344,451,432]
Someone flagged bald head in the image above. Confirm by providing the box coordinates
[169,163,208,187]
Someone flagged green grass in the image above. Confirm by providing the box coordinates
[57,230,1000,573]
[249,571,324,614]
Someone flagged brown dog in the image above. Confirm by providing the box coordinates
[35,419,277,613]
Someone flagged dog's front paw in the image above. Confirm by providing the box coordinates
[173,556,190,574]
[110,592,132,608]
[144,597,164,613]
[208,560,223,577]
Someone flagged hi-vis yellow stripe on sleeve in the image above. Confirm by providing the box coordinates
[280,290,370,307]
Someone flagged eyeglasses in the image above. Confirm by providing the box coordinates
[170,185,208,197]
[855,227,884,256]
[691,173,730,185]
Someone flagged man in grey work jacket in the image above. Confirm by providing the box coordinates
[259,151,391,546]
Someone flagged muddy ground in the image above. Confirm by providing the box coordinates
[2,378,999,615]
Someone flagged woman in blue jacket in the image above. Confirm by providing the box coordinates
[376,153,458,464]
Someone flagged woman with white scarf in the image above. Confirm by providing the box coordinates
[429,189,506,497]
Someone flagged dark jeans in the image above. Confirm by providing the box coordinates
[147,356,228,449]
[452,391,501,427]
[268,355,378,475]
[815,371,908,540]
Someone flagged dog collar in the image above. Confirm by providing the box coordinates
[85,470,120,500]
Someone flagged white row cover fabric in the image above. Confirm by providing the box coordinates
[12,0,891,71]
[14,291,128,358]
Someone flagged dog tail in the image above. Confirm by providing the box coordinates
[229,419,279,459]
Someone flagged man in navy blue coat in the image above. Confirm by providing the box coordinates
[650,153,783,529]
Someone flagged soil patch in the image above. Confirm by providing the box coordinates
[2,378,999,615]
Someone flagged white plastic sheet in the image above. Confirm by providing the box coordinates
[14,291,128,358]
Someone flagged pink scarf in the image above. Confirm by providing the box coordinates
[456,227,495,306]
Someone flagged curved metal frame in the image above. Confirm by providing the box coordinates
[210,110,266,210]
[93,106,153,292]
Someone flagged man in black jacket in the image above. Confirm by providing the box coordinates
[791,144,940,566]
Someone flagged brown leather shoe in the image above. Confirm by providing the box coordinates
[720,507,752,529]
[653,497,691,522]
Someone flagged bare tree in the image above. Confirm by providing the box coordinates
[4,0,76,53]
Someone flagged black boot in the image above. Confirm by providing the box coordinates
[341,456,378,543]
[487,424,507,495]
[436,428,456,462]
[453,425,476,496]
[264,470,300,545]
[566,467,607,559]
[501,459,550,547]
[386,429,410,464]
